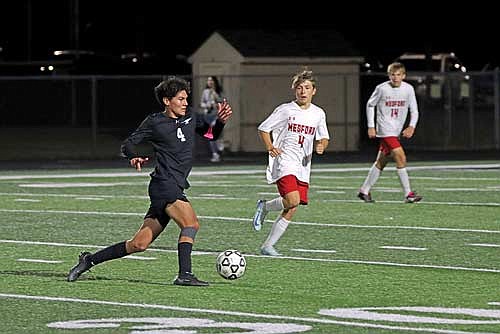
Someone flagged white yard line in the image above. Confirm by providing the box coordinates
[18,182,146,188]
[123,255,157,260]
[380,246,428,251]
[323,199,500,207]
[75,197,105,201]
[0,190,498,206]
[0,209,499,234]
[2,193,246,201]
[467,243,500,248]
[0,163,498,180]
[1,239,498,274]
[16,258,62,264]
[0,293,493,334]
[291,249,337,253]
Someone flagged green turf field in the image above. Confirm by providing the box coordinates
[0,161,499,333]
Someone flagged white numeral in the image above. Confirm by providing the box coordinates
[177,128,186,142]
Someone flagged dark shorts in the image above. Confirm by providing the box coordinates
[145,178,188,227]
[276,174,309,205]
[379,136,402,156]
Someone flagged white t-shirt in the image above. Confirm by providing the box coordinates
[366,81,419,137]
[258,101,330,184]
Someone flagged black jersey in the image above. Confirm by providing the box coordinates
[121,109,224,189]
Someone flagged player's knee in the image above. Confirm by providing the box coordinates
[394,156,407,167]
[375,160,386,170]
[283,200,298,210]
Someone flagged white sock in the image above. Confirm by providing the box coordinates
[397,167,411,196]
[360,164,381,194]
[262,216,289,248]
[265,197,284,212]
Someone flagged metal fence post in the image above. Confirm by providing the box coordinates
[494,68,500,150]
[91,76,98,157]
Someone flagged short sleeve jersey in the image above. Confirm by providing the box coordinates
[258,101,330,184]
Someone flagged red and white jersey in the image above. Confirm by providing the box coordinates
[258,101,330,184]
[366,81,419,137]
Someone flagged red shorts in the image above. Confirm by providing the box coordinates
[379,136,401,156]
[276,174,309,205]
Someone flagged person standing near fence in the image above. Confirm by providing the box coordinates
[200,76,225,162]
[358,62,422,203]
[252,69,330,256]
[67,76,232,286]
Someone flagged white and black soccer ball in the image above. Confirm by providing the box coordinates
[216,249,246,280]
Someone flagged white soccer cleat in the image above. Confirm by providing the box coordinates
[260,245,282,256]
[252,199,267,231]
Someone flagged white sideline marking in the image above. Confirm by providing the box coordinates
[0,240,210,255]
[314,164,500,172]
[433,188,500,192]
[124,255,157,260]
[1,187,499,203]
[0,163,498,181]
[1,239,498,274]
[324,199,500,207]
[0,192,142,199]
[489,302,500,306]
[467,243,500,248]
[19,182,146,188]
[380,246,428,251]
[291,249,337,253]
[0,192,246,201]
[314,175,500,181]
[17,258,62,264]
[316,190,346,194]
[1,208,499,235]
[0,293,490,334]
[197,193,226,197]
[75,197,104,201]
[14,199,41,202]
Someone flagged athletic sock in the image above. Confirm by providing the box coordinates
[360,163,381,194]
[397,167,411,196]
[178,242,193,275]
[265,197,284,211]
[90,241,127,265]
[262,216,289,248]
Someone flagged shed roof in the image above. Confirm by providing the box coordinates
[215,29,361,58]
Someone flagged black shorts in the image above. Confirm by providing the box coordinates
[144,178,188,227]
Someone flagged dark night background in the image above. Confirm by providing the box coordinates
[1,1,498,74]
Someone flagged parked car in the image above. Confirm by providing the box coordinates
[394,52,470,100]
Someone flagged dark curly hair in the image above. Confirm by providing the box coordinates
[154,76,191,106]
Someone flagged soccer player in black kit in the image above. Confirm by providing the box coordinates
[67,76,232,286]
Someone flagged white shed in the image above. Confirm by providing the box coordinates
[188,29,364,152]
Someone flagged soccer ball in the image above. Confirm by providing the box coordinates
[216,249,246,280]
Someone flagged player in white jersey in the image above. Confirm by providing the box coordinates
[358,62,422,203]
[252,69,330,256]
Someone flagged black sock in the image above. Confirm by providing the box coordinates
[90,241,128,265]
[178,242,193,275]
